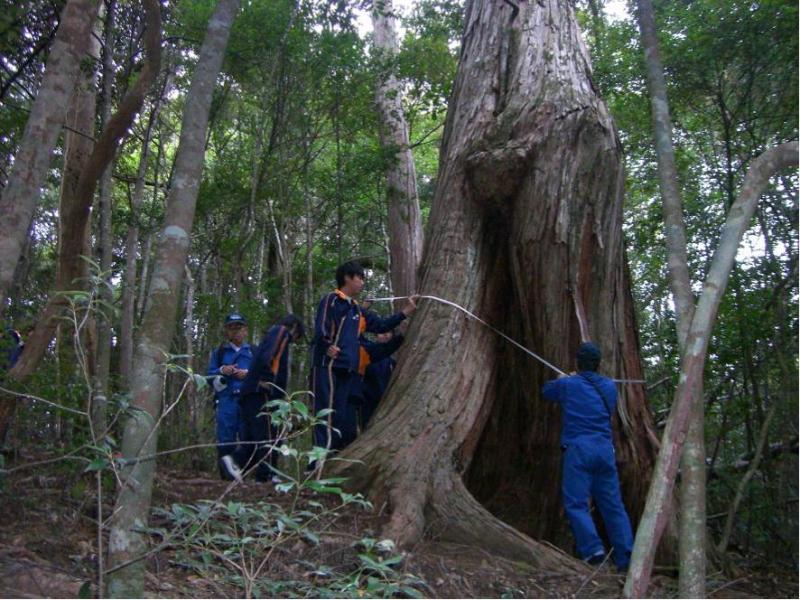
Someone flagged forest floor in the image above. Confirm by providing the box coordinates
[0,449,796,599]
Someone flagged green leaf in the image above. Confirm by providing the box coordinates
[193,374,208,389]
[78,582,92,599]
[301,529,320,545]
[275,481,295,493]
[84,458,109,472]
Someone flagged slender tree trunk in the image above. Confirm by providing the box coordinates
[371,0,423,302]
[120,82,170,384]
[333,0,660,567]
[634,0,705,595]
[0,0,99,312]
[92,0,117,434]
[183,263,198,459]
[8,0,162,382]
[716,402,777,555]
[135,155,161,324]
[0,2,101,436]
[624,141,798,598]
[105,1,240,595]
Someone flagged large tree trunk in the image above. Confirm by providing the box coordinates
[334,0,661,565]
[0,0,99,313]
[105,1,240,595]
[371,0,424,301]
[0,0,102,438]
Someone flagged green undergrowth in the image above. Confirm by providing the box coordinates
[145,393,430,598]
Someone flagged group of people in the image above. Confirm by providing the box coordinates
[206,259,633,572]
[207,260,415,484]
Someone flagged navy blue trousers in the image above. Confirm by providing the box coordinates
[312,366,359,452]
[562,439,633,570]
[234,393,279,481]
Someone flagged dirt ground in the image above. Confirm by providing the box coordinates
[0,450,796,599]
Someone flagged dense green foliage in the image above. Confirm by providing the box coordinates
[0,0,796,573]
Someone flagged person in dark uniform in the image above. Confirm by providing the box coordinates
[542,342,633,572]
[358,331,403,429]
[235,314,304,482]
[311,261,417,452]
[0,328,23,448]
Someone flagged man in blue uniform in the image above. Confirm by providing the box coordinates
[236,314,305,482]
[542,342,633,572]
[311,261,417,452]
[207,313,252,481]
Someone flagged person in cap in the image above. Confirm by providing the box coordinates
[542,342,633,572]
[207,312,253,481]
[235,314,305,482]
[311,260,417,453]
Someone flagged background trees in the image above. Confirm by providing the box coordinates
[0,0,796,595]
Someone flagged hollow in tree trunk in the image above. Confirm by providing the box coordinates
[333,0,666,564]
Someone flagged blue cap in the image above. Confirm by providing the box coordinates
[576,342,601,363]
[224,313,247,325]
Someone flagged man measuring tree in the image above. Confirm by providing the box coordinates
[542,342,634,573]
[310,261,417,453]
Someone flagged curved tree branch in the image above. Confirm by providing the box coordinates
[9,0,162,382]
[624,140,799,598]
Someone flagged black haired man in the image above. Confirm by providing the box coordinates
[311,260,417,452]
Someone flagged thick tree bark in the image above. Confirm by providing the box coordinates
[334,0,661,566]
[0,0,99,312]
[105,1,240,595]
[634,0,704,595]
[624,141,798,598]
[8,0,162,383]
[371,0,424,301]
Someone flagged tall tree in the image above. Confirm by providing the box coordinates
[92,0,118,434]
[105,0,241,595]
[333,0,662,564]
[634,0,704,594]
[0,0,99,311]
[7,0,162,383]
[372,0,424,300]
[624,141,797,597]
[119,76,171,385]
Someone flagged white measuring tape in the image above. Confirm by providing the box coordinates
[365,294,646,385]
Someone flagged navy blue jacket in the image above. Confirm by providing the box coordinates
[542,371,617,445]
[1,329,22,372]
[358,334,403,399]
[206,342,253,401]
[312,291,406,371]
[241,325,292,400]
